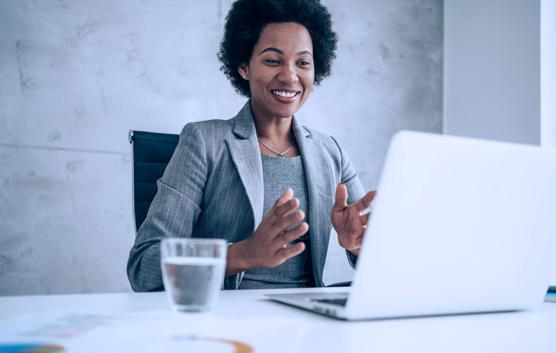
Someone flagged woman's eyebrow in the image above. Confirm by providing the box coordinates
[258,47,313,56]
[297,50,313,57]
[258,47,283,56]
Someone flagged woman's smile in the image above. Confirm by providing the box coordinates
[270,88,301,103]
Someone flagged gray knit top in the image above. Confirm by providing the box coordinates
[239,154,314,289]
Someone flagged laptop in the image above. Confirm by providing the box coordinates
[267,131,556,320]
[547,274,556,303]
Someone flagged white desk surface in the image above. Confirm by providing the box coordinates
[1,287,555,353]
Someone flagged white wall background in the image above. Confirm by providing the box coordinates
[0,0,443,295]
[541,0,556,148]
[541,0,556,285]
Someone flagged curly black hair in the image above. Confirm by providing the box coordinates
[218,0,338,97]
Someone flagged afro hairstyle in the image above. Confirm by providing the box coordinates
[217,0,338,97]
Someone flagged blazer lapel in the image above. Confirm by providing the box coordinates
[225,102,265,227]
[293,118,334,287]
[225,106,334,286]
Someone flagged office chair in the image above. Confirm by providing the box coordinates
[129,130,179,231]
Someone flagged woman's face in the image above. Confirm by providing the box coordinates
[240,22,315,120]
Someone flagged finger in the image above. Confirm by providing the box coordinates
[267,197,300,226]
[339,232,356,250]
[360,212,371,226]
[280,222,309,245]
[273,209,305,233]
[333,184,348,212]
[341,221,367,242]
[266,196,299,225]
[346,239,362,251]
[275,197,300,217]
[262,188,293,223]
[354,190,377,213]
[277,241,305,260]
[343,232,365,251]
[348,220,368,236]
[354,233,365,248]
[273,187,294,209]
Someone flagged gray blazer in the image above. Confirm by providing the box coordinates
[127,101,365,291]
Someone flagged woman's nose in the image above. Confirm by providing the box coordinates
[277,64,299,84]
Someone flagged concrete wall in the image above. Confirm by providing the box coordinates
[0,0,443,295]
[443,0,541,144]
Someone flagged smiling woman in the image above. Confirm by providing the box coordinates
[126,0,377,291]
[242,24,313,125]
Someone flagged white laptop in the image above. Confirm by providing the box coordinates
[267,131,556,320]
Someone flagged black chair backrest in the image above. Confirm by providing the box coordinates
[129,130,179,231]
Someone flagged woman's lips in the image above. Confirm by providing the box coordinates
[271,89,301,103]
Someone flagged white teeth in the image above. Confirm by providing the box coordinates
[272,90,297,98]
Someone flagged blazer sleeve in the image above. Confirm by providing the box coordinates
[127,123,207,292]
[331,136,365,269]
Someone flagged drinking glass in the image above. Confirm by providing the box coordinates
[160,238,227,313]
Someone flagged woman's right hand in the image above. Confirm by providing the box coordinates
[226,188,309,276]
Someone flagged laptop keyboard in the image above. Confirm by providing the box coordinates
[311,298,348,306]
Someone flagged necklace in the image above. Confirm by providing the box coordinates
[257,138,293,157]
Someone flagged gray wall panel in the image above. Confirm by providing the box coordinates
[444,0,541,144]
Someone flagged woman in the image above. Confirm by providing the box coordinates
[127,0,376,291]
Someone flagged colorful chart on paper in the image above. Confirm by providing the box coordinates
[140,335,253,353]
[0,343,64,353]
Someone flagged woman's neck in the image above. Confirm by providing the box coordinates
[251,101,294,142]
[250,100,300,156]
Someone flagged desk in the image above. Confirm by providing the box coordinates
[1,288,555,353]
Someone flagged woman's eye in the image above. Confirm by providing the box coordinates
[298,61,312,67]
[264,59,280,65]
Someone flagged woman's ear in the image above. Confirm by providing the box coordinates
[238,65,249,80]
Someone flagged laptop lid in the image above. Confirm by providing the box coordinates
[345,131,556,320]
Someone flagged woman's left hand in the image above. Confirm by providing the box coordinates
[332,184,377,257]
